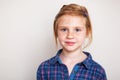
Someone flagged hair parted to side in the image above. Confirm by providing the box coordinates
[53,3,92,48]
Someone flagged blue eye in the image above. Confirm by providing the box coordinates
[75,29,81,32]
[61,28,67,32]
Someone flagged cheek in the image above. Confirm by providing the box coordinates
[57,36,64,46]
[58,31,66,39]
[76,33,87,41]
[58,35,64,41]
[57,34,67,45]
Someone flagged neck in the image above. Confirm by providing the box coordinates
[60,48,87,64]
[61,48,83,58]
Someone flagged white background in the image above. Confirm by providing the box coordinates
[0,0,120,80]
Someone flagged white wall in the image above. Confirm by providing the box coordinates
[0,0,120,80]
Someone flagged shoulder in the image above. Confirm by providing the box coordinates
[37,49,62,71]
[39,58,53,67]
[37,56,55,78]
[84,51,106,73]
[37,57,56,80]
[83,51,107,79]
[37,56,56,70]
[91,60,106,73]
[91,59,107,79]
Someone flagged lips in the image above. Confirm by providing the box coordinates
[65,41,75,46]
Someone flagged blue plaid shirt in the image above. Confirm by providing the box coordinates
[37,49,107,80]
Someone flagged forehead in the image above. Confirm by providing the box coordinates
[57,15,86,27]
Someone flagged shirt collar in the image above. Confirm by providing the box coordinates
[82,51,93,69]
[49,49,93,69]
[49,49,62,64]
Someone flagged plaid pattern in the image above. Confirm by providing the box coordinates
[37,49,107,80]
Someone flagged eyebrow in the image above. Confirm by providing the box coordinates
[58,26,85,29]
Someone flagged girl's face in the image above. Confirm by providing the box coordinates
[57,15,87,52]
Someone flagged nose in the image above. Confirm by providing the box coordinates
[67,31,74,39]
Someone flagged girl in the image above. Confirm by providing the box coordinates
[37,3,107,80]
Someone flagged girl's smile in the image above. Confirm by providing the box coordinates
[65,41,76,46]
[57,15,87,52]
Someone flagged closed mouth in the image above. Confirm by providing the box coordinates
[65,42,75,46]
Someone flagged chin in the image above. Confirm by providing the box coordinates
[63,45,82,51]
[63,47,78,52]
